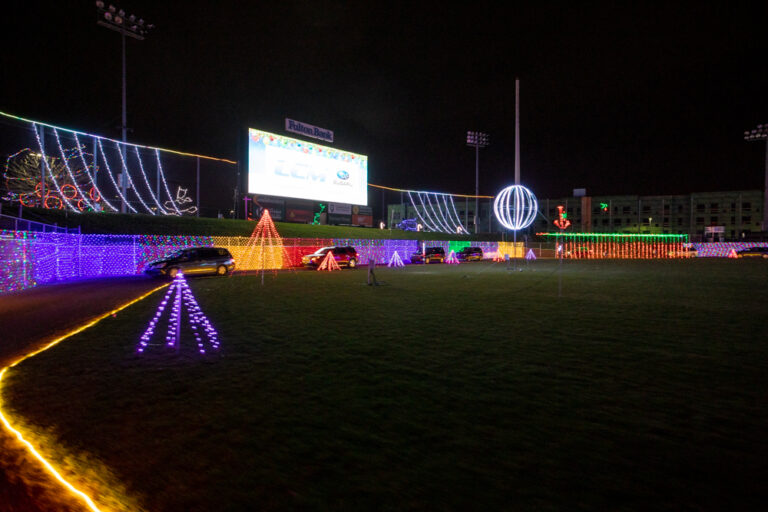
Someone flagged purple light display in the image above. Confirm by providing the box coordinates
[137,271,219,355]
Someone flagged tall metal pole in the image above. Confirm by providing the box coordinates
[196,157,200,217]
[120,30,128,213]
[39,125,45,206]
[515,78,520,185]
[764,138,768,232]
[475,142,479,233]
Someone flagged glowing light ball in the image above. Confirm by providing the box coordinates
[493,185,538,231]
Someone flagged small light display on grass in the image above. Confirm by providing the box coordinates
[728,248,738,258]
[137,271,219,355]
[238,209,287,272]
[445,250,460,264]
[492,251,505,262]
[317,251,341,271]
[525,249,537,260]
[387,251,405,267]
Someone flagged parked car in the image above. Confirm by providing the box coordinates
[410,247,445,264]
[145,247,235,278]
[457,247,483,261]
[735,246,768,258]
[302,246,359,268]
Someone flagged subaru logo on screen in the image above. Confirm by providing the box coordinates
[336,170,350,180]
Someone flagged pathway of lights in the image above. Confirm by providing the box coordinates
[493,184,538,231]
[406,190,469,234]
[137,271,219,355]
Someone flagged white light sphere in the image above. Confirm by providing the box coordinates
[493,185,538,231]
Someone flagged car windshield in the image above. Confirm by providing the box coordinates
[167,249,187,259]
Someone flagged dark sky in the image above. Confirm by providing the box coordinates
[3,1,768,201]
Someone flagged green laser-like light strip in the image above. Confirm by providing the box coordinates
[537,232,689,240]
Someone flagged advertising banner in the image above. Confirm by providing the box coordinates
[248,128,367,205]
[328,203,352,215]
[254,197,284,221]
[352,214,373,227]
[328,213,352,225]
[286,208,313,223]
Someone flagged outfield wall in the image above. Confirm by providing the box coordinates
[3,232,763,295]
[0,232,519,294]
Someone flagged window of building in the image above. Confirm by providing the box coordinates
[613,218,621,225]
[622,206,630,214]
[696,204,705,213]
[663,217,669,225]
[663,204,670,212]
[743,202,751,211]
[710,216,718,223]
[742,216,751,223]
[642,205,650,213]
[602,218,609,225]
[731,217,735,224]
[677,218,683,226]
[696,217,704,224]
[678,205,683,213]
[710,203,719,213]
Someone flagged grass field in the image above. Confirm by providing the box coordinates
[2,259,768,511]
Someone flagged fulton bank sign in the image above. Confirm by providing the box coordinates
[285,118,334,143]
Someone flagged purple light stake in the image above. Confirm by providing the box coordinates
[445,250,460,264]
[525,249,537,260]
[387,251,404,268]
[137,271,219,355]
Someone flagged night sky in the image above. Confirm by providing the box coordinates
[3,1,768,202]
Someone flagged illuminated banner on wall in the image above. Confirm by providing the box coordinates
[248,128,368,205]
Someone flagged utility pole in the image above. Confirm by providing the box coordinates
[95,1,154,213]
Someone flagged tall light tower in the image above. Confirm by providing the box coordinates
[467,131,489,233]
[95,1,153,212]
[743,124,768,233]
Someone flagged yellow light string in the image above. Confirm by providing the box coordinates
[0,284,168,512]
[368,182,494,198]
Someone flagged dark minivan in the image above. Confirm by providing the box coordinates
[145,247,235,278]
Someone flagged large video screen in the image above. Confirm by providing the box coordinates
[248,128,368,205]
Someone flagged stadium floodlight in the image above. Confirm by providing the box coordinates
[466,131,490,233]
[743,123,768,233]
[96,1,153,212]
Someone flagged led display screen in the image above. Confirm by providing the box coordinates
[247,128,368,205]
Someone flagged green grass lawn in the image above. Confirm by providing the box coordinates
[3,259,768,511]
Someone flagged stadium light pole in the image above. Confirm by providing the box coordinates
[743,124,768,233]
[467,131,489,233]
[95,1,154,212]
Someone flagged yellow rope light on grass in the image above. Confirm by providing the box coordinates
[0,283,168,512]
